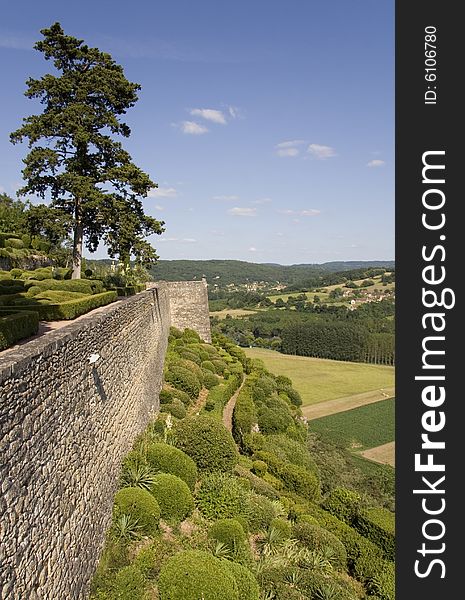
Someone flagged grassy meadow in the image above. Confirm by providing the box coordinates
[244,348,395,406]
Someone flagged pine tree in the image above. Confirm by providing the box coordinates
[10,22,164,278]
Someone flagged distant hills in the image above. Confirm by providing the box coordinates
[148,259,395,287]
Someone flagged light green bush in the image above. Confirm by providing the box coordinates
[196,473,248,520]
[209,518,246,553]
[225,561,260,600]
[113,487,160,536]
[165,366,201,399]
[145,442,197,490]
[150,473,194,523]
[244,493,276,532]
[292,521,347,570]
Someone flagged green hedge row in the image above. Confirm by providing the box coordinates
[23,278,105,295]
[9,291,117,321]
[0,310,39,350]
[204,374,242,417]
[254,450,319,501]
[110,284,146,296]
[355,507,395,560]
[232,384,257,445]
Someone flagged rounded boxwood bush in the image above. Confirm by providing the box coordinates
[111,566,146,600]
[113,487,160,536]
[257,409,293,435]
[202,370,220,389]
[174,416,239,472]
[159,388,173,404]
[158,550,239,600]
[160,399,186,420]
[226,561,260,600]
[170,388,191,406]
[270,518,292,539]
[201,359,216,373]
[251,460,268,477]
[244,493,276,532]
[165,366,201,399]
[168,357,204,382]
[145,442,197,490]
[150,473,194,523]
[209,519,246,553]
[292,522,347,570]
[197,473,248,520]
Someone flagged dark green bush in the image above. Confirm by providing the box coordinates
[244,493,276,532]
[167,356,204,381]
[270,518,292,539]
[355,507,395,560]
[159,388,173,404]
[251,460,267,477]
[201,359,216,373]
[0,310,39,350]
[23,278,104,295]
[292,522,347,570]
[322,487,362,525]
[150,473,194,523]
[234,466,280,500]
[165,366,201,399]
[225,561,260,600]
[178,348,202,364]
[6,238,24,249]
[203,370,220,389]
[209,518,246,553]
[261,435,317,473]
[174,416,239,472]
[113,487,160,536]
[181,328,202,343]
[254,451,320,501]
[158,550,239,600]
[257,408,293,435]
[145,442,197,490]
[211,358,228,374]
[196,473,248,520]
[160,399,186,420]
[232,387,257,445]
[9,291,117,320]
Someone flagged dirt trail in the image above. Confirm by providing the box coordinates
[302,386,395,421]
[222,381,245,432]
[188,388,209,416]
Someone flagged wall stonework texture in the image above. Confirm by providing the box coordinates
[166,279,211,343]
[0,281,210,600]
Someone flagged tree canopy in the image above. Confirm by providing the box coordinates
[10,22,164,278]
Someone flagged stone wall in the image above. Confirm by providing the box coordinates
[0,281,211,599]
[166,279,211,343]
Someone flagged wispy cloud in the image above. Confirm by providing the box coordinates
[0,33,34,51]
[176,121,209,135]
[213,195,239,201]
[367,159,386,168]
[148,186,177,198]
[278,208,321,217]
[228,207,257,217]
[159,237,197,243]
[228,106,241,119]
[190,108,227,124]
[275,140,306,157]
[249,246,258,252]
[252,197,272,205]
[154,205,164,211]
[307,144,337,159]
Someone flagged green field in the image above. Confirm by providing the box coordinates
[244,348,395,406]
[309,398,395,450]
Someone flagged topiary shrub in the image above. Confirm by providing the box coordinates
[159,388,173,404]
[201,359,216,373]
[167,356,204,381]
[174,416,239,472]
[211,358,228,374]
[145,442,197,490]
[197,473,248,520]
[165,366,201,399]
[251,460,268,477]
[202,370,220,389]
[111,566,146,600]
[254,451,320,501]
[170,388,191,406]
[234,466,280,500]
[322,487,362,525]
[257,408,293,435]
[159,398,186,420]
[209,518,246,553]
[244,493,276,532]
[226,561,260,600]
[292,522,347,570]
[181,328,202,343]
[113,487,160,536]
[150,473,194,523]
[158,550,239,600]
[354,507,395,561]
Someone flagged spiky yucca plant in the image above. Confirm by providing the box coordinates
[120,463,157,492]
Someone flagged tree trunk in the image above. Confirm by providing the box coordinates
[72,201,83,280]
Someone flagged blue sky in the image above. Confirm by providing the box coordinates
[0,0,394,265]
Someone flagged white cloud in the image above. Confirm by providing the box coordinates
[249,247,257,252]
[228,105,240,119]
[275,140,306,157]
[183,238,197,243]
[228,207,257,217]
[148,186,177,198]
[190,108,226,124]
[213,195,239,201]
[278,208,321,217]
[367,159,386,168]
[252,197,272,205]
[159,237,179,242]
[307,144,337,159]
[154,205,164,211]
[178,121,209,135]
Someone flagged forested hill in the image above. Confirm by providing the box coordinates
[148,259,395,287]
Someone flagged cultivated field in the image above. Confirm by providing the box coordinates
[209,308,259,319]
[309,398,395,451]
[361,442,395,467]
[243,348,395,406]
[302,387,395,420]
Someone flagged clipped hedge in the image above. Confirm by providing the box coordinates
[159,399,186,420]
[0,309,39,350]
[23,278,104,295]
[113,487,160,536]
[292,522,347,570]
[232,386,257,445]
[209,518,246,553]
[226,561,260,600]
[244,493,276,532]
[355,507,395,560]
[150,473,194,523]
[145,442,197,490]
[202,370,220,389]
[196,473,248,520]
[158,550,239,600]
[174,416,239,472]
[165,366,201,399]
[254,451,320,501]
[322,487,361,525]
[8,291,117,321]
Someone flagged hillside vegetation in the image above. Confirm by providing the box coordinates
[90,328,395,600]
